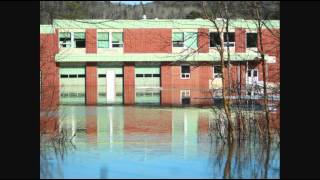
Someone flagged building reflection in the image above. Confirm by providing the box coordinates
[46,106,214,159]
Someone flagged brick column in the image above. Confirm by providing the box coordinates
[86,62,97,105]
[235,28,246,52]
[86,29,97,53]
[40,33,60,111]
[123,63,135,105]
[160,62,173,105]
[198,28,209,53]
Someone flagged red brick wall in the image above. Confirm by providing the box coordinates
[123,63,135,104]
[123,28,172,53]
[160,62,173,105]
[235,28,246,52]
[86,29,97,53]
[86,63,97,105]
[40,30,59,110]
[261,29,280,83]
[160,62,213,106]
[198,28,209,53]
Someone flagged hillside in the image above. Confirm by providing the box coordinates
[40,1,279,24]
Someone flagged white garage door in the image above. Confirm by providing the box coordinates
[59,67,86,104]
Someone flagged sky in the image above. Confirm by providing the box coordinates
[111,1,153,5]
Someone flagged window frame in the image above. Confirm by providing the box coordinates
[73,32,86,48]
[209,32,236,48]
[180,89,191,105]
[213,65,222,78]
[246,32,258,48]
[59,32,72,48]
[97,32,110,49]
[172,32,185,47]
[111,32,124,48]
[180,65,191,79]
[172,32,198,49]
[59,32,86,48]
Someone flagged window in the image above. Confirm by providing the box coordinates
[152,74,160,77]
[213,65,222,78]
[173,32,184,47]
[181,65,190,79]
[98,74,106,78]
[77,74,86,78]
[116,74,123,77]
[136,74,143,77]
[172,32,198,48]
[181,90,191,105]
[59,32,72,48]
[184,32,198,49]
[144,74,152,77]
[97,32,109,48]
[74,32,85,48]
[246,33,257,48]
[60,74,68,78]
[223,32,235,47]
[112,32,123,47]
[209,32,235,47]
[210,32,220,47]
[69,74,77,78]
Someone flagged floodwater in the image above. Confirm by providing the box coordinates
[40,105,280,179]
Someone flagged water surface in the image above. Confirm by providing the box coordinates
[40,105,279,179]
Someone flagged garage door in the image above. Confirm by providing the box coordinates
[97,67,123,104]
[59,67,85,104]
[135,66,160,104]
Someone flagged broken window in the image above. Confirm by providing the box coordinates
[246,33,257,48]
[97,32,109,48]
[112,32,123,48]
[181,65,190,79]
[59,32,72,48]
[74,32,85,48]
[173,32,184,47]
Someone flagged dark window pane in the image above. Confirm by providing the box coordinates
[247,33,257,48]
[152,74,160,77]
[136,74,143,77]
[214,65,222,74]
[173,41,184,47]
[75,40,85,48]
[210,32,221,47]
[98,74,106,78]
[60,74,68,78]
[112,44,123,48]
[224,32,235,42]
[116,74,123,77]
[78,74,85,78]
[182,97,191,105]
[248,71,251,76]
[181,65,190,73]
[145,74,152,77]
[253,70,258,77]
[69,74,77,78]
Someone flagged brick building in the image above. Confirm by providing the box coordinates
[40,18,280,107]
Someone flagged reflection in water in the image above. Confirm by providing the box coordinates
[40,106,279,179]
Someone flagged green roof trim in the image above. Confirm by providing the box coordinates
[40,25,54,34]
[49,19,279,30]
[55,52,273,62]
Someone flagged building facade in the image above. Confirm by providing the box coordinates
[40,19,280,107]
